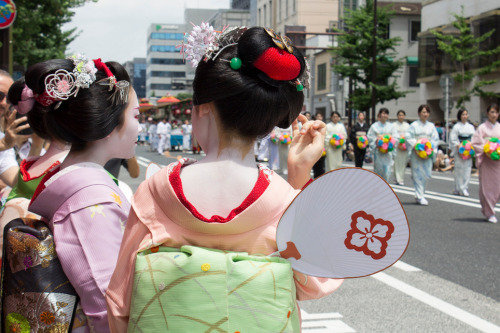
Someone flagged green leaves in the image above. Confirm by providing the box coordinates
[331,0,407,113]
[12,0,98,69]
[432,6,500,109]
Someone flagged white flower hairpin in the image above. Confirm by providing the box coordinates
[41,54,98,108]
[179,22,245,68]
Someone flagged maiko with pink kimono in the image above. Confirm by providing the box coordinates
[2,55,139,333]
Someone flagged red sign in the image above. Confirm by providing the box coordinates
[0,0,16,29]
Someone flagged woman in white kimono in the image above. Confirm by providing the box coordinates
[274,126,293,174]
[367,108,398,182]
[450,109,475,197]
[325,111,347,171]
[393,110,410,185]
[406,104,439,206]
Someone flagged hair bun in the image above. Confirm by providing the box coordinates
[254,47,301,81]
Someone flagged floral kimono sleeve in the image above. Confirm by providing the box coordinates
[53,201,127,333]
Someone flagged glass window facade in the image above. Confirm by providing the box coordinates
[149,58,185,65]
[150,84,172,90]
[150,33,184,40]
[409,66,418,87]
[410,20,421,42]
[151,71,185,78]
[472,12,500,68]
[419,11,500,79]
[150,45,178,53]
[317,63,327,91]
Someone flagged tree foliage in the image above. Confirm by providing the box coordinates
[331,0,407,115]
[11,0,97,69]
[431,7,500,109]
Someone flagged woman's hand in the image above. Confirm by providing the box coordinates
[0,108,31,151]
[287,114,326,189]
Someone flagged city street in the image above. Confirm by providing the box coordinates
[120,145,500,333]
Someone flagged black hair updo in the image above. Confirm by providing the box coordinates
[193,27,306,140]
[8,59,131,151]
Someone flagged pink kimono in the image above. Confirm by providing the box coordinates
[471,121,500,218]
[106,159,343,332]
[29,163,130,333]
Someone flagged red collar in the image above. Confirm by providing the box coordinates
[169,160,271,223]
[20,159,61,182]
[29,165,61,207]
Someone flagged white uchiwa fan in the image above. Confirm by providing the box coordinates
[276,167,410,279]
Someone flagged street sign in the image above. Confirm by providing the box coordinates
[0,0,16,29]
[439,74,454,88]
[439,98,454,111]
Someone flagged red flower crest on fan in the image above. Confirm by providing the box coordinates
[254,47,301,81]
[344,210,394,260]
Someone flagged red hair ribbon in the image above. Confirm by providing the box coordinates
[93,58,114,79]
[254,47,301,81]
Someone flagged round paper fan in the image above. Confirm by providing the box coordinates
[276,167,409,278]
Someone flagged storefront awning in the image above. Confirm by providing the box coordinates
[407,56,419,65]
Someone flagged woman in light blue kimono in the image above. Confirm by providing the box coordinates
[367,108,399,181]
[450,109,475,197]
[406,104,439,205]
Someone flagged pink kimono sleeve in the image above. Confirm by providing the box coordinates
[106,208,151,333]
[293,271,343,300]
[53,202,127,333]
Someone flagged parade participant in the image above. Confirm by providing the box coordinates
[349,111,369,168]
[312,112,326,178]
[17,55,138,332]
[156,117,168,154]
[268,126,280,170]
[393,110,410,185]
[450,109,475,196]
[367,108,398,181]
[275,125,293,174]
[147,118,158,151]
[406,104,439,206]
[181,118,192,152]
[325,111,347,171]
[471,103,500,223]
[106,26,341,332]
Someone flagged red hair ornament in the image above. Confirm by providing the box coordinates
[253,47,301,81]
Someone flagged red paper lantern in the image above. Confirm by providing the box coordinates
[184,108,192,115]
[174,109,181,115]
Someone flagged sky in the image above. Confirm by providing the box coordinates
[63,0,230,64]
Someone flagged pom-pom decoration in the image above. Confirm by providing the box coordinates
[398,136,407,151]
[376,135,396,154]
[484,137,500,161]
[330,134,344,149]
[322,148,326,157]
[414,138,434,159]
[279,134,293,145]
[357,135,368,149]
[270,133,279,144]
[458,140,475,160]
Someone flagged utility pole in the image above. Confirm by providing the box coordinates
[369,0,378,125]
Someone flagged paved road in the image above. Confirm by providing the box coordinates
[119,145,500,332]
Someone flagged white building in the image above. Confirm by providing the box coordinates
[376,1,422,121]
[418,0,500,124]
[145,24,187,98]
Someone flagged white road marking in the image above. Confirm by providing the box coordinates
[392,186,500,212]
[393,260,422,272]
[301,310,356,332]
[372,272,500,333]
